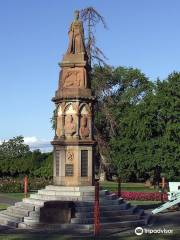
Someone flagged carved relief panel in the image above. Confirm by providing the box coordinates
[61,67,87,89]
[64,103,77,139]
[79,104,91,139]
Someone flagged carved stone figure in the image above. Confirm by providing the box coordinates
[66,11,85,54]
[80,115,90,138]
[62,67,87,88]
[65,115,76,136]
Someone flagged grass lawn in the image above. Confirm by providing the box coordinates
[0,192,30,201]
[128,200,161,205]
[0,203,10,211]
[100,181,159,192]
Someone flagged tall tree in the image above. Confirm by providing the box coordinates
[110,72,180,181]
[91,65,152,178]
[80,7,107,66]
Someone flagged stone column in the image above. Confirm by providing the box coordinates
[88,114,92,140]
[61,114,65,138]
[75,113,80,139]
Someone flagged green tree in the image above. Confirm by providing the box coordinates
[0,136,30,159]
[91,65,152,179]
[110,72,180,181]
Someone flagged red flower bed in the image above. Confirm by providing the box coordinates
[116,191,168,201]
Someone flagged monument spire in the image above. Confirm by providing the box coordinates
[51,11,96,186]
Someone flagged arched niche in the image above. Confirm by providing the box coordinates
[64,103,77,138]
[79,104,91,139]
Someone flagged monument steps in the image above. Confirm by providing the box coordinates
[0,212,23,222]
[37,190,95,197]
[75,202,130,212]
[71,214,142,224]
[5,206,30,216]
[45,185,95,192]
[15,202,35,211]
[23,198,45,206]
[74,198,124,206]
[1,210,26,220]
[74,206,138,218]
[0,213,20,227]
[0,188,151,231]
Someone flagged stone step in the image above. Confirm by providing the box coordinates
[100,219,146,229]
[141,213,152,225]
[7,206,30,216]
[75,206,137,218]
[75,202,130,212]
[74,198,124,207]
[45,185,95,192]
[29,193,95,202]
[29,194,80,202]
[71,214,142,224]
[0,211,23,222]
[0,213,20,227]
[18,222,31,229]
[2,210,26,220]
[29,211,40,218]
[38,189,95,197]
[105,193,118,200]
[23,198,45,206]
[15,202,35,211]
[23,216,40,226]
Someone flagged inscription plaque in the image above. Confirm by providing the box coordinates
[81,150,88,177]
[55,151,60,176]
[65,164,73,176]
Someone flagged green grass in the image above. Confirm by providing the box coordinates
[0,234,71,240]
[100,181,159,192]
[128,200,161,205]
[0,203,10,211]
[0,192,31,200]
[0,193,26,200]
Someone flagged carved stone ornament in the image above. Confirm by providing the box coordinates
[66,151,74,163]
[80,115,90,138]
[62,67,87,88]
[64,115,76,136]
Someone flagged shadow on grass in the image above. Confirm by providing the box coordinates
[0,232,180,240]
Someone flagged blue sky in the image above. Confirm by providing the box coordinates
[0,0,180,150]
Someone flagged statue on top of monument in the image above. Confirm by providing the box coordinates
[66,10,86,54]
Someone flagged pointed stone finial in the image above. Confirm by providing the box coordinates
[74,10,79,21]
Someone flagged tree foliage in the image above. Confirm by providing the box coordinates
[92,68,180,181]
[0,136,53,178]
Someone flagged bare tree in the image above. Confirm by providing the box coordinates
[80,7,108,67]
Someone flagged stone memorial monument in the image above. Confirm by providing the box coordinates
[51,10,96,187]
[0,11,151,231]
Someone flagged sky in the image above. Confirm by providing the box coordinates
[0,0,180,151]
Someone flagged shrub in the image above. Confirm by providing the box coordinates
[0,177,52,193]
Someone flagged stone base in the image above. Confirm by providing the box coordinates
[0,185,152,232]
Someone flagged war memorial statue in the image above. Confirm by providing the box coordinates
[0,11,150,231]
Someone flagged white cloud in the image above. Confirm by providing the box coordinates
[24,136,52,153]
[0,136,52,152]
[24,136,38,144]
